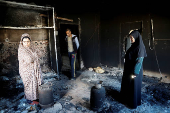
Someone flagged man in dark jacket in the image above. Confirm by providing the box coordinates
[65,29,79,80]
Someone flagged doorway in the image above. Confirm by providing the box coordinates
[119,21,143,69]
[58,24,80,73]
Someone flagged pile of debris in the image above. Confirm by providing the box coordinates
[0,65,170,113]
[80,66,170,113]
[88,66,123,76]
[0,70,61,113]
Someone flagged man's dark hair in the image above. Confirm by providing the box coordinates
[66,29,71,32]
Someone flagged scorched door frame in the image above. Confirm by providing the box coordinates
[119,21,143,69]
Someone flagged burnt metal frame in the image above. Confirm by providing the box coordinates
[0,1,59,74]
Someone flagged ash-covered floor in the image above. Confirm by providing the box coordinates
[0,65,170,113]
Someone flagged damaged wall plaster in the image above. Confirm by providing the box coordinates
[0,2,53,78]
[0,0,53,27]
[0,40,51,77]
[0,30,51,78]
[0,29,49,42]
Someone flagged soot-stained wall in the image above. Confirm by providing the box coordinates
[0,29,51,76]
[80,12,101,67]
[0,40,50,76]
[0,3,53,78]
[100,12,170,82]
[0,5,48,27]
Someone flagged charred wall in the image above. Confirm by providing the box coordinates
[0,4,49,27]
[56,12,101,68]
[80,12,101,67]
[0,3,53,78]
[1,1,170,82]
[0,40,50,75]
[0,29,51,77]
[100,12,170,82]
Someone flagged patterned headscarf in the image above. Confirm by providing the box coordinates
[19,33,36,52]
[21,33,31,40]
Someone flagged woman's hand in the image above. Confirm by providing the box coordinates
[131,75,136,79]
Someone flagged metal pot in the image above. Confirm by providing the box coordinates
[38,83,54,108]
[90,81,105,111]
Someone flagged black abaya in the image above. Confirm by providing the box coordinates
[121,58,143,108]
[120,30,147,109]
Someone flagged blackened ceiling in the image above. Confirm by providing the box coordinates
[4,0,170,15]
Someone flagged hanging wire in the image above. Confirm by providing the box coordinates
[154,44,163,81]
[150,19,163,81]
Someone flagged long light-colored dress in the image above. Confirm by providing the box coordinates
[18,33,43,101]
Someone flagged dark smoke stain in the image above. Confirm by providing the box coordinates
[0,43,4,50]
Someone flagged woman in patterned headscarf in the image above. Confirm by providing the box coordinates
[18,33,43,105]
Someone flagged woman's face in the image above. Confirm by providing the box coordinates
[23,38,30,47]
[129,35,135,43]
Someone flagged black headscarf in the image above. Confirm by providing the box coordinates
[126,30,147,60]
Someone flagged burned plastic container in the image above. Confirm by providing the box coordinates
[90,81,105,111]
[39,83,54,108]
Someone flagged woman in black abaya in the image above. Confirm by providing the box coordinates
[120,30,147,109]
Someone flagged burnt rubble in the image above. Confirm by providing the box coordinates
[0,66,170,113]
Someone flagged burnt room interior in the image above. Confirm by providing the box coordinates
[0,0,170,113]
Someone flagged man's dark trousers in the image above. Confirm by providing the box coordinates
[68,52,76,78]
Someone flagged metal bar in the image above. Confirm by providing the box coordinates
[0,26,53,29]
[40,13,73,22]
[0,0,53,9]
[47,11,52,69]
[53,8,59,74]
[59,22,78,25]
[56,17,73,22]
